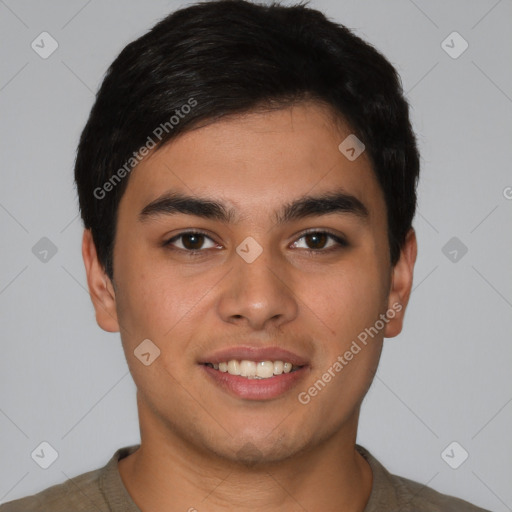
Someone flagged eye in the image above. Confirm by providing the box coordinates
[291,230,348,253]
[163,229,348,256]
[163,231,219,253]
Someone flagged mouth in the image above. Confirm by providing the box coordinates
[202,360,304,379]
[198,346,310,400]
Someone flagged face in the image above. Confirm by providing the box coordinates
[83,101,416,464]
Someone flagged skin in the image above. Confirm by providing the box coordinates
[82,101,417,512]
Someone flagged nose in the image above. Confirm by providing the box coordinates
[216,241,299,331]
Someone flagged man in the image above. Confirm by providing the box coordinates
[0,0,491,510]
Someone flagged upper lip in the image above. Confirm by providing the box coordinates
[199,346,309,366]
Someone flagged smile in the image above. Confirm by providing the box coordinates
[203,359,303,379]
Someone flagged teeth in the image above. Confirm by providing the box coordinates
[208,359,300,379]
[227,360,240,375]
[240,360,256,378]
[273,361,284,375]
[256,361,274,378]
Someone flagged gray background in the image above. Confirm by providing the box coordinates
[1,0,511,510]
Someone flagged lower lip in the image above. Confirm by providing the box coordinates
[200,364,309,400]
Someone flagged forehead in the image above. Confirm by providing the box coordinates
[118,101,385,223]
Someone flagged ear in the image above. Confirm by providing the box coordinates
[82,229,120,332]
[384,228,417,338]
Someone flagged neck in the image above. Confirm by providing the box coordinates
[118,405,373,512]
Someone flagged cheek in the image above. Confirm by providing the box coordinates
[299,257,387,405]
[113,239,182,330]
[113,248,223,380]
[112,276,167,367]
[310,259,388,340]
[300,268,386,416]
[116,271,195,341]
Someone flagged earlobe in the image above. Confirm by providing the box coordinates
[81,229,120,333]
[384,228,417,338]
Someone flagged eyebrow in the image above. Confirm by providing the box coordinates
[138,189,369,225]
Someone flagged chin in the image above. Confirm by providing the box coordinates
[212,430,308,467]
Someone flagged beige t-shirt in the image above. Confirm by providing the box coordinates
[0,444,491,511]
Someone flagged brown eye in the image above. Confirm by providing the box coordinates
[304,232,328,249]
[181,233,206,250]
[291,231,348,252]
[164,231,218,252]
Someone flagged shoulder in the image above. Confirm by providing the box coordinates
[356,445,492,512]
[389,472,492,511]
[0,465,106,512]
[0,445,140,512]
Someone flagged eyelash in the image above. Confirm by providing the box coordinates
[162,229,348,257]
